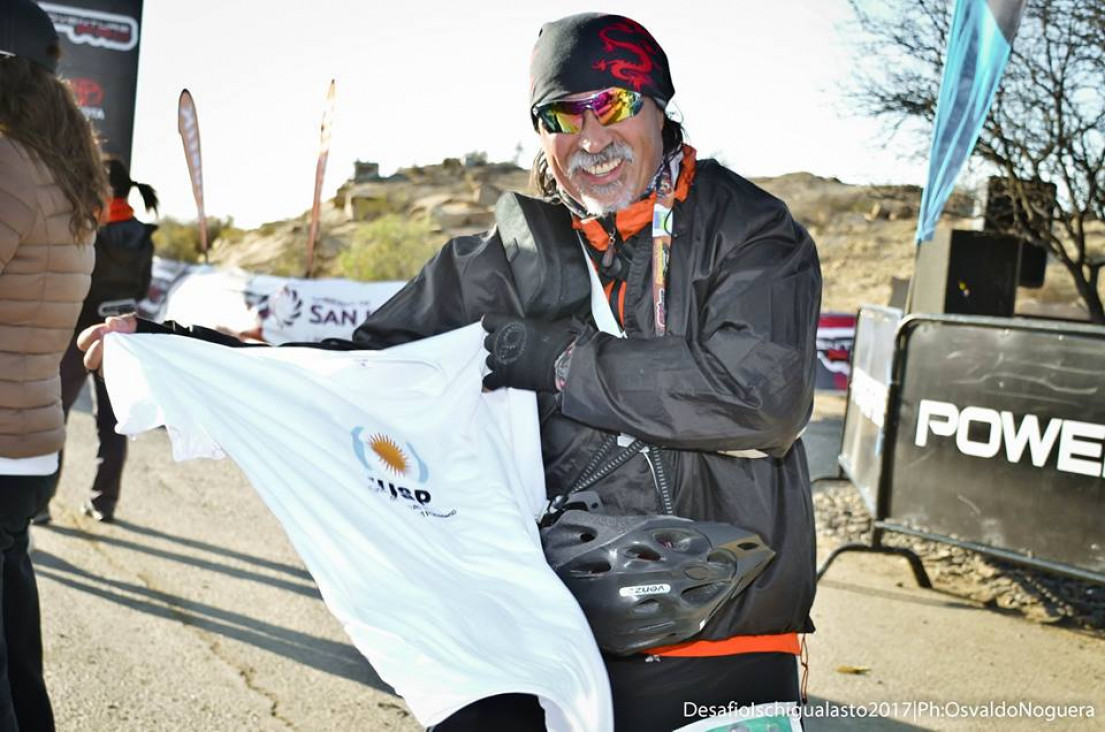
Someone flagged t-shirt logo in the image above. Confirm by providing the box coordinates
[351,427,454,519]
[369,434,411,475]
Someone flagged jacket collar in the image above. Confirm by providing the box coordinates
[102,198,135,224]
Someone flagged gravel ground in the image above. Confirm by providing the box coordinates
[814,481,1105,635]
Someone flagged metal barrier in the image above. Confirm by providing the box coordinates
[818,312,1105,586]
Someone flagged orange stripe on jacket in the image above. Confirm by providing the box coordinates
[648,632,801,658]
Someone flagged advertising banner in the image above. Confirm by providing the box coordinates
[40,0,144,165]
[889,316,1105,577]
[177,89,208,256]
[838,306,902,514]
[147,257,406,344]
[256,278,405,344]
[305,80,336,278]
[815,312,856,392]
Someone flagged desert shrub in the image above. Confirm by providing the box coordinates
[337,214,440,282]
[152,216,241,262]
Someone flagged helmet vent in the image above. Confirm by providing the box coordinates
[738,541,761,551]
[682,582,727,605]
[631,599,662,617]
[579,531,596,543]
[706,549,736,565]
[651,530,695,551]
[624,545,662,561]
[569,560,612,576]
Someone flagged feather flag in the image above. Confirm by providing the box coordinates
[916,0,1025,243]
[177,89,208,260]
[305,80,336,278]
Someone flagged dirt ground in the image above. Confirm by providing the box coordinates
[31,393,1104,730]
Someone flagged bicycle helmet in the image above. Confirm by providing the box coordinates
[541,510,775,656]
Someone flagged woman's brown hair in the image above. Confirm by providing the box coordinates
[0,55,107,239]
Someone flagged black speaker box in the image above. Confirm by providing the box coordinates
[910,229,1022,317]
[1018,241,1048,288]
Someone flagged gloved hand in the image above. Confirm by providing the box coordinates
[482,314,578,392]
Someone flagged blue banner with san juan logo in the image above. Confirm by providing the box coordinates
[915,0,1025,243]
[38,1,143,166]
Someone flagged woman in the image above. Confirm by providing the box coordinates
[0,0,107,727]
[37,158,157,524]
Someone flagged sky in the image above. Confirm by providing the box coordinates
[122,0,932,229]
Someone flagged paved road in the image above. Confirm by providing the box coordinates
[32,394,1104,730]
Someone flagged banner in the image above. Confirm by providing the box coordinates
[815,312,856,392]
[40,0,144,166]
[888,316,1105,578]
[256,278,405,344]
[305,79,336,278]
[915,0,1026,243]
[177,89,208,257]
[838,306,902,514]
[135,256,192,320]
[145,257,406,344]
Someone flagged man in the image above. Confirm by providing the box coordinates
[83,12,820,731]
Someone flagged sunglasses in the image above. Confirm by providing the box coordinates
[533,88,645,135]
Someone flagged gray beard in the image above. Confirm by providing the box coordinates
[566,143,636,216]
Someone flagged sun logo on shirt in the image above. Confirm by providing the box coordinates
[370,434,409,475]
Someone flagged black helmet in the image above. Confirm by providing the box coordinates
[541,511,774,656]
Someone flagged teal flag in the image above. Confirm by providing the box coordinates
[916,0,1025,243]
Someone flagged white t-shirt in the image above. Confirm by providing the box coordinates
[102,324,611,732]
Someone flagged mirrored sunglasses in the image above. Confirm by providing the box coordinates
[533,88,645,135]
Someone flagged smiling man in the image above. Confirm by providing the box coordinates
[436,13,822,730]
[80,12,822,732]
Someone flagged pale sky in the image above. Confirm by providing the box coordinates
[126,0,929,228]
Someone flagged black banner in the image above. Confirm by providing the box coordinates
[39,1,144,166]
[888,316,1105,577]
[839,306,902,515]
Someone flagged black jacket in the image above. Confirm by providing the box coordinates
[77,217,156,332]
[141,159,822,638]
[347,159,822,638]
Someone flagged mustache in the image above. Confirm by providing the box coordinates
[567,142,635,175]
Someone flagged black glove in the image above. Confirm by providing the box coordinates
[482,314,577,392]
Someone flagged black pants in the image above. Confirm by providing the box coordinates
[0,475,55,731]
[38,340,127,517]
[432,652,799,731]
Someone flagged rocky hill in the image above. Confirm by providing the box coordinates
[201,157,1100,319]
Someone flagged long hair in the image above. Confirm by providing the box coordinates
[0,56,106,238]
[105,156,159,214]
[530,108,687,200]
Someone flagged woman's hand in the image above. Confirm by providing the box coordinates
[77,313,138,371]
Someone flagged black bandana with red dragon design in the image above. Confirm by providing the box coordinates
[529,12,675,120]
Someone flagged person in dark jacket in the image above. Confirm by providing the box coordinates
[35,158,157,524]
[81,12,820,731]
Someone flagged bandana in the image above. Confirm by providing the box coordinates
[530,13,674,124]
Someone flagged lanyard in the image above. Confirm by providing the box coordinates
[650,170,676,337]
[579,153,680,338]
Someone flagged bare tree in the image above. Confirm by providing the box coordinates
[849,0,1105,322]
